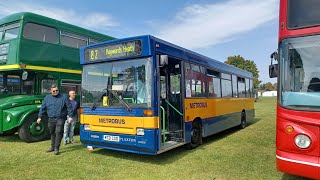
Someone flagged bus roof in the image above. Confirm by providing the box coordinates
[82,35,252,79]
[0,12,114,40]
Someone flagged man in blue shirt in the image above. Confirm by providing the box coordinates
[37,84,73,155]
[63,90,80,145]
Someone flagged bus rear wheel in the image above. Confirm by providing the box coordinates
[18,113,50,143]
[240,111,247,129]
[187,121,201,149]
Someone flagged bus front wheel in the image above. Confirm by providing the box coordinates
[187,121,202,149]
[18,113,50,143]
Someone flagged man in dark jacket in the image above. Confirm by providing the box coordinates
[37,84,73,155]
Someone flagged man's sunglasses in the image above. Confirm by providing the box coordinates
[52,90,59,92]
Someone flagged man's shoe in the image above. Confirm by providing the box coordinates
[46,147,54,153]
[54,148,60,155]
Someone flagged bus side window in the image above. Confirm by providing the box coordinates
[23,23,58,44]
[41,79,56,94]
[61,31,87,48]
[207,69,221,98]
[232,75,238,97]
[190,64,207,97]
[238,77,246,98]
[60,79,81,94]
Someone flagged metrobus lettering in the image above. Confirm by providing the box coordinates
[99,118,126,124]
[190,102,207,109]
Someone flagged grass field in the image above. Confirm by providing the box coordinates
[0,97,309,179]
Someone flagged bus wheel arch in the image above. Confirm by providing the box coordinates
[18,113,50,143]
[187,117,202,149]
[240,110,247,129]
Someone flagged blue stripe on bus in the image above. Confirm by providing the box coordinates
[185,109,255,143]
[80,125,158,155]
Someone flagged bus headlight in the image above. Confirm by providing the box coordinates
[137,128,144,136]
[6,115,11,122]
[84,124,90,131]
[295,134,311,149]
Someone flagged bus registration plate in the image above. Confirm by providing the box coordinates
[103,135,120,142]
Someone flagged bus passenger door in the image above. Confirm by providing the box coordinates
[159,56,184,150]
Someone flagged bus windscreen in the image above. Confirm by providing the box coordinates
[288,0,320,29]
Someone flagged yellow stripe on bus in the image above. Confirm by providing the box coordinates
[0,64,21,70]
[0,64,82,74]
[80,115,159,134]
[185,98,254,122]
[25,65,82,74]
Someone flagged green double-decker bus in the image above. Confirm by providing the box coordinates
[0,12,114,142]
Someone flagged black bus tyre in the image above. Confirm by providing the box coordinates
[187,121,201,149]
[18,113,50,143]
[240,111,247,129]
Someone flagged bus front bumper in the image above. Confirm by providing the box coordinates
[80,125,158,155]
[276,149,320,179]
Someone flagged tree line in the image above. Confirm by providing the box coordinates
[224,55,278,91]
[224,55,261,89]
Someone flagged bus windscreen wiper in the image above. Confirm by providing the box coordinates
[90,88,107,110]
[107,88,132,111]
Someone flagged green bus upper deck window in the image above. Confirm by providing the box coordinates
[3,22,20,41]
[23,23,58,43]
[89,38,99,45]
[61,31,88,48]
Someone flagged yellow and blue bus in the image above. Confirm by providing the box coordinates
[79,35,255,155]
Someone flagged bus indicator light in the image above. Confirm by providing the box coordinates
[285,125,294,133]
[143,110,153,116]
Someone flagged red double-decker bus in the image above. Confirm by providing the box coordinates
[270,0,320,179]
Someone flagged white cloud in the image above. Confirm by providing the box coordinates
[157,0,278,49]
[0,1,118,30]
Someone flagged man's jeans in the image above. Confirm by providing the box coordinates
[63,116,77,144]
[48,118,65,150]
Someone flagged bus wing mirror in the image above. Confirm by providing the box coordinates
[269,51,278,78]
[270,51,278,61]
[160,55,168,66]
[269,64,278,78]
[22,71,28,80]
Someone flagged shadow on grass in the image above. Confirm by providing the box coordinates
[200,123,253,148]
[89,119,262,164]
[282,173,312,180]
[252,118,262,124]
[90,144,190,165]
[0,133,21,142]
[60,144,85,153]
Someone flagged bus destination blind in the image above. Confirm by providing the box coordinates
[85,40,142,62]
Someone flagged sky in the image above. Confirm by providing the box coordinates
[0,0,279,84]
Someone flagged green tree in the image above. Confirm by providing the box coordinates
[225,55,261,88]
[259,83,266,90]
[265,82,274,91]
[273,83,277,90]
